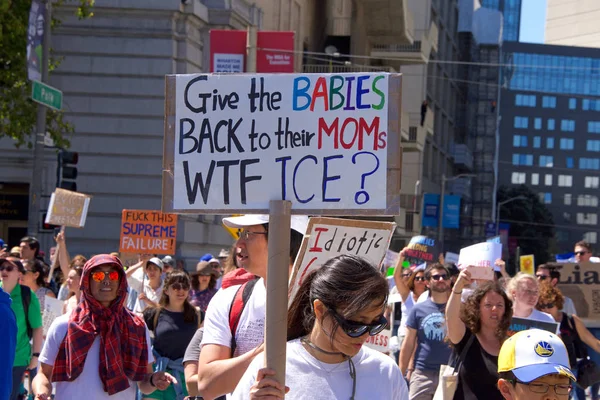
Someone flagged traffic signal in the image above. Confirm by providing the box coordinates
[57,150,78,191]
[41,213,59,231]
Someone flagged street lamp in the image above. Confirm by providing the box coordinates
[438,173,476,252]
[495,195,528,236]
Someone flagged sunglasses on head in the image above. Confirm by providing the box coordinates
[431,274,449,281]
[91,270,120,283]
[327,306,388,338]
[170,282,190,291]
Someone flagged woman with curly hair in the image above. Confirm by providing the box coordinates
[536,283,600,400]
[446,269,513,400]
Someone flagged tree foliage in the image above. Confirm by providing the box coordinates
[0,0,93,149]
[497,184,556,269]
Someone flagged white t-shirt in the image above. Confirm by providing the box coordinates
[39,314,154,399]
[231,338,408,400]
[399,293,415,337]
[523,308,556,324]
[561,296,577,316]
[128,273,163,314]
[201,278,266,358]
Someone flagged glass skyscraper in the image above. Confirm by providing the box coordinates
[481,0,522,41]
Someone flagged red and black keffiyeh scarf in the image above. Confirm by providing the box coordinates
[51,254,149,395]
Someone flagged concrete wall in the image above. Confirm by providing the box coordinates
[546,0,600,48]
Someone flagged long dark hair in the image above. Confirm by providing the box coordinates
[157,271,198,324]
[460,281,513,343]
[24,259,49,288]
[287,255,389,342]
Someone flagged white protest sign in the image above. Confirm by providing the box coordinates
[364,329,391,353]
[213,54,244,72]
[42,296,64,335]
[458,242,502,280]
[45,188,91,228]
[288,217,396,305]
[384,249,399,268]
[445,252,459,265]
[163,73,402,215]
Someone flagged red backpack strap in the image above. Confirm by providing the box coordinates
[228,278,259,357]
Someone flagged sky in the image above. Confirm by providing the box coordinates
[519,0,547,43]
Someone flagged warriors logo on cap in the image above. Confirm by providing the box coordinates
[534,341,554,357]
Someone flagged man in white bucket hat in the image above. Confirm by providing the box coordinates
[194,214,307,399]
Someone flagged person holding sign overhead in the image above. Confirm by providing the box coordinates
[196,214,306,399]
[231,255,408,399]
[445,269,513,400]
[507,273,555,323]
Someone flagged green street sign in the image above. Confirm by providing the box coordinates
[31,80,62,111]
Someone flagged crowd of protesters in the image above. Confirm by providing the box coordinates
[0,218,597,399]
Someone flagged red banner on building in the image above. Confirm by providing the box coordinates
[256,31,294,73]
[209,30,247,73]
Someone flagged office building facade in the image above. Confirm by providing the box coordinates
[480,0,522,42]
[546,0,600,48]
[499,41,600,250]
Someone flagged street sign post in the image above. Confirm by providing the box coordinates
[31,80,62,111]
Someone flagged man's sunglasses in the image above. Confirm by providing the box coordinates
[535,275,548,280]
[170,282,190,291]
[328,307,388,338]
[431,274,449,281]
[91,271,120,283]
[575,251,589,256]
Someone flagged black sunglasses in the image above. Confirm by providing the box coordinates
[575,251,589,256]
[535,275,548,280]
[170,282,190,291]
[327,307,388,338]
[0,265,15,272]
[431,274,449,281]
[538,302,555,309]
[414,276,426,282]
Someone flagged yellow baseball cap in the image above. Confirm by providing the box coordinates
[498,329,575,383]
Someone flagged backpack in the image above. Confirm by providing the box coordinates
[21,285,33,340]
[227,278,259,357]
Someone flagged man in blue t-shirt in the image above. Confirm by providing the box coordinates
[0,286,17,400]
[400,263,452,400]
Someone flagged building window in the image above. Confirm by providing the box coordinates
[569,98,577,110]
[514,116,529,129]
[587,140,600,151]
[577,195,599,207]
[579,158,600,170]
[511,172,526,184]
[589,121,600,133]
[513,135,528,147]
[564,193,572,205]
[566,157,574,168]
[547,119,555,130]
[541,193,552,204]
[542,96,556,108]
[539,155,554,167]
[583,99,600,111]
[558,175,573,187]
[577,213,598,225]
[533,136,541,148]
[561,120,575,132]
[545,174,553,186]
[514,154,534,166]
[534,118,542,130]
[546,138,554,149]
[531,173,539,185]
[405,213,414,232]
[515,94,536,107]
[559,138,574,150]
[585,176,600,188]
[584,232,598,244]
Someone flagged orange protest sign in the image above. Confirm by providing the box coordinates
[119,210,178,255]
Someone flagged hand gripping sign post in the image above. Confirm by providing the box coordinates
[162,72,402,388]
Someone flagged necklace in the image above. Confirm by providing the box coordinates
[301,337,356,400]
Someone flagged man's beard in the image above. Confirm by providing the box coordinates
[430,283,450,293]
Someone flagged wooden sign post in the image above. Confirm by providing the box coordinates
[163,72,402,390]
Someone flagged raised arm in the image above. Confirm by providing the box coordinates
[197,343,264,399]
[495,259,510,279]
[446,269,470,344]
[392,248,411,302]
[55,229,71,280]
